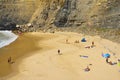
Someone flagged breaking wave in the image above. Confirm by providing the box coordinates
[0,31,18,48]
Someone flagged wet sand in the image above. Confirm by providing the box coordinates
[0,32,120,80]
[0,33,48,76]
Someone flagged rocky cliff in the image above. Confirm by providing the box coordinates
[0,0,119,29]
[0,0,64,30]
[0,0,120,42]
[31,0,120,31]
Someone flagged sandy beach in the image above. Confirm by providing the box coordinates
[0,32,120,80]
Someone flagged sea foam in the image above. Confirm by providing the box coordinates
[0,31,18,48]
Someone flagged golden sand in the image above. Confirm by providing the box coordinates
[0,32,120,80]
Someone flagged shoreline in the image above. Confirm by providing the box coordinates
[0,32,58,77]
[0,31,18,48]
[0,33,42,76]
[0,32,120,80]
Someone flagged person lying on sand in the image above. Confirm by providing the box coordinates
[80,55,88,58]
[106,58,109,63]
[84,66,90,72]
[105,58,114,65]
[85,46,91,49]
[108,61,113,65]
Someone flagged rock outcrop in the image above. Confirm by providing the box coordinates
[88,0,120,28]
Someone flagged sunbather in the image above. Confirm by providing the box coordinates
[84,66,90,72]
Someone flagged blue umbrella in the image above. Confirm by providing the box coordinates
[102,53,110,58]
[81,38,86,42]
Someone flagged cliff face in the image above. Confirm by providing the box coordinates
[32,0,120,29]
[88,0,120,28]
[0,0,37,24]
[53,0,120,28]
[0,0,64,25]
[0,0,120,30]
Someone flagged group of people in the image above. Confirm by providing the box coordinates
[57,39,95,72]
[105,55,120,68]
[57,49,91,72]
[85,41,95,48]
[63,39,94,71]
[58,39,120,72]
[74,40,79,43]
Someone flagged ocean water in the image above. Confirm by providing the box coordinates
[0,31,18,48]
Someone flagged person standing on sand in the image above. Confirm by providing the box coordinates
[91,41,94,48]
[92,41,94,45]
[66,39,68,43]
[58,49,62,55]
[8,57,15,64]
[8,57,12,63]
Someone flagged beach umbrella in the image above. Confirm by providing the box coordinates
[81,38,86,42]
[102,53,110,58]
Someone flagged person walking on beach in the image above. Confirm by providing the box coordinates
[58,49,62,55]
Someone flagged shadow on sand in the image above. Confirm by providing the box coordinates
[0,33,43,77]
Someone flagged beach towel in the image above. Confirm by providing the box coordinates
[80,55,88,58]
[118,62,120,67]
